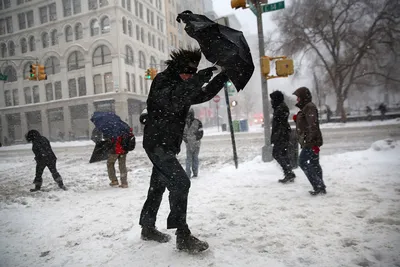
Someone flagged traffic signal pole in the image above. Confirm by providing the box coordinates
[224,83,239,169]
[256,0,273,162]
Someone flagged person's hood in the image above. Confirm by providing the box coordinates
[270,90,285,109]
[25,129,41,142]
[293,87,312,109]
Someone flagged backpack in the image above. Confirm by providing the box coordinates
[121,134,136,152]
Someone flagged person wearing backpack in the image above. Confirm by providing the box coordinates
[107,129,135,188]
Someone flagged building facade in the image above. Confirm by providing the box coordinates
[0,0,168,143]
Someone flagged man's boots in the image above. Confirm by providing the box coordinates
[141,226,171,243]
[58,181,67,190]
[176,229,209,253]
[30,185,41,192]
[278,172,296,183]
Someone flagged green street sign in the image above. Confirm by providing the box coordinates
[248,1,285,15]
[0,73,7,81]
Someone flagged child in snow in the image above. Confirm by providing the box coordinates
[25,130,67,192]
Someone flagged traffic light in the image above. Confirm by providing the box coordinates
[37,64,47,80]
[29,64,38,80]
[226,81,232,87]
[231,100,238,107]
[261,56,270,76]
[231,0,246,9]
[145,69,151,80]
[275,59,294,77]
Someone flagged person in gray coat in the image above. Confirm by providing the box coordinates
[183,108,203,178]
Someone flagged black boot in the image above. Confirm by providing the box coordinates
[309,188,327,196]
[141,226,171,243]
[30,185,41,192]
[176,229,209,253]
[278,172,296,183]
[58,181,67,191]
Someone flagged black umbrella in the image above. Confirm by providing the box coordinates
[89,140,112,163]
[176,11,255,91]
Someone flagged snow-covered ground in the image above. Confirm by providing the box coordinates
[0,139,399,267]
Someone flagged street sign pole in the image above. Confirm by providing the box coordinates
[224,83,239,169]
[256,0,273,162]
[216,102,219,132]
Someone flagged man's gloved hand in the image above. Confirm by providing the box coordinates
[196,67,217,83]
[312,146,320,155]
[293,114,297,122]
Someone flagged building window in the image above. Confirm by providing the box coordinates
[101,16,110,33]
[20,38,27,53]
[33,86,40,103]
[12,89,19,106]
[4,90,12,106]
[78,77,86,96]
[3,0,11,8]
[139,76,143,94]
[148,32,151,46]
[127,0,131,11]
[73,0,81,14]
[63,0,72,17]
[104,72,113,92]
[27,11,34,28]
[146,9,150,24]
[3,65,17,83]
[139,51,146,69]
[75,23,83,40]
[45,56,61,75]
[29,36,35,51]
[131,74,136,93]
[65,25,73,42]
[93,74,102,94]
[8,41,14,56]
[90,19,99,36]
[24,87,32,104]
[67,51,85,71]
[139,3,143,19]
[0,43,6,57]
[42,32,49,48]
[18,13,27,30]
[150,56,156,68]
[45,83,53,101]
[136,25,140,40]
[0,20,5,35]
[88,0,97,10]
[93,45,111,66]
[141,28,144,43]
[54,81,62,100]
[125,46,134,65]
[39,7,48,24]
[126,72,130,91]
[68,78,77,98]
[6,16,12,34]
[122,0,125,8]
[49,3,57,21]
[51,30,58,46]
[122,17,127,34]
[152,35,155,48]
[100,0,109,7]
[134,0,138,16]
[128,21,133,37]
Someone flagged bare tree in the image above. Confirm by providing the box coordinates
[270,0,400,121]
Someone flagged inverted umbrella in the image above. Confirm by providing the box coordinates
[90,112,130,138]
[89,140,112,163]
[176,11,255,91]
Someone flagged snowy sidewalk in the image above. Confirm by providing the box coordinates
[0,140,399,267]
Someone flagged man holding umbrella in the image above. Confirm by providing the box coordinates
[139,47,229,253]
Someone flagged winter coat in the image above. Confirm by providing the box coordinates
[293,87,323,148]
[25,130,57,163]
[183,117,203,151]
[143,66,228,154]
[270,91,291,145]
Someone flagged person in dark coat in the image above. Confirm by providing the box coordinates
[183,108,204,178]
[293,87,326,195]
[25,130,66,192]
[378,103,387,121]
[139,47,229,253]
[270,91,296,183]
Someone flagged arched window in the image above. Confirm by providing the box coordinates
[45,56,61,75]
[90,19,99,36]
[150,56,157,68]
[139,51,146,69]
[29,36,36,51]
[65,26,73,42]
[122,0,126,8]
[67,51,85,71]
[0,43,6,58]
[3,65,17,83]
[23,62,33,78]
[122,17,127,34]
[101,16,110,33]
[92,45,112,66]
[127,0,131,11]
[136,25,140,40]
[51,30,58,46]
[75,23,83,40]
[148,32,151,46]
[140,28,144,43]
[20,38,28,54]
[125,46,134,65]
[128,21,133,37]
[8,41,15,56]
[42,32,49,48]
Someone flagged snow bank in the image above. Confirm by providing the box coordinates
[370,139,398,151]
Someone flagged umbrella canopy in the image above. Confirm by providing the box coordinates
[89,140,112,163]
[176,11,255,91]
[90,112,130,138]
